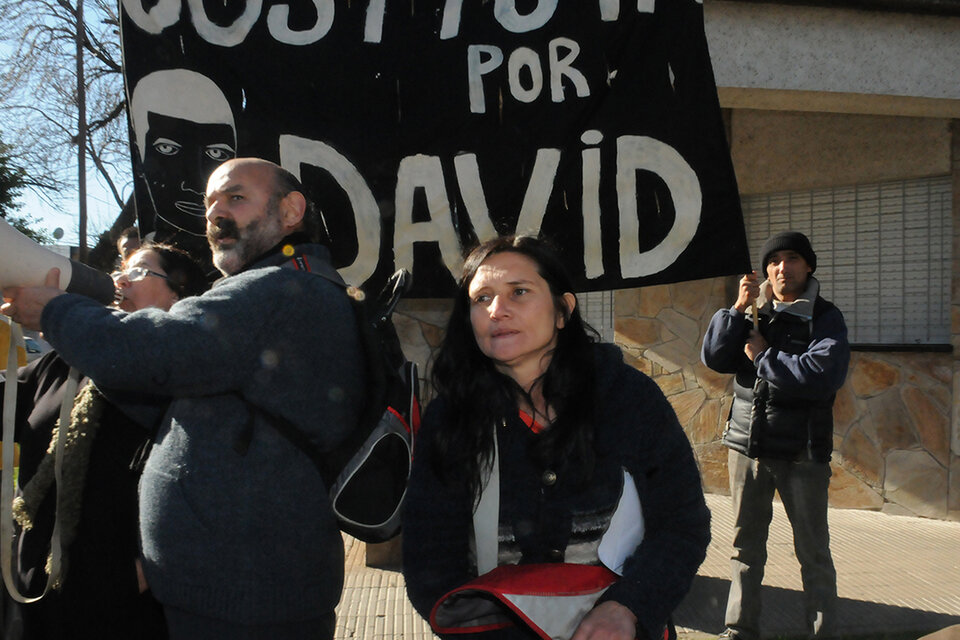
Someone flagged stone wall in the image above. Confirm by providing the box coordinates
[613,277,959,522]
[392,272,957,522]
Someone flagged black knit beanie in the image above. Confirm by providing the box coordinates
[760,231,816,274]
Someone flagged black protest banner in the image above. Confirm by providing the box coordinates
[121,0,749,296]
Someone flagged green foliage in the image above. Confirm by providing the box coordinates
[4,212,53,244]
[0,137,51,243]
[0,137,25,216]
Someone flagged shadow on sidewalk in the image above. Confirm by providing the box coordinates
[674,575,960,638]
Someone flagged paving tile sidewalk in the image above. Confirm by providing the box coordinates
[336,536,436,640]
[675,494,960,638]
[336,493,960,639]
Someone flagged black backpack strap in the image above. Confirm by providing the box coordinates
[230,253,351,486]
[249,402,334,484]
[283,253,390,454]
[232,253,399,492]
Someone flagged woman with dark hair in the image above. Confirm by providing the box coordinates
[3,242,207,640]
[112,242,210,311]
[402,235,710,640]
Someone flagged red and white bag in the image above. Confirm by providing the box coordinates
[430,562,618,639]
[428,429,647,640]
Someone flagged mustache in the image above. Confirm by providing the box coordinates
[207,218,239,243]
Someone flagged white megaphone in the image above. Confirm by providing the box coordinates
[0,216,116,305]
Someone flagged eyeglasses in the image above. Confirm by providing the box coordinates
[111,266,170,283]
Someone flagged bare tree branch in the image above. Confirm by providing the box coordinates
[0,0,129,238]
[86,99,125,134]
[86,133,124,208]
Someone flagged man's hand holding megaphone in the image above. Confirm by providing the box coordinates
[0,216,117,312]
[2,268,66,331]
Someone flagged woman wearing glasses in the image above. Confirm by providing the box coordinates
[112,250,200,313]
[2,242,207,640]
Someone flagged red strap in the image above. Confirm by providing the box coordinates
[290,254,311,272]
[518,410,545,434]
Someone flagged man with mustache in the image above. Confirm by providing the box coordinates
[2,158,365,639]
[701,231,850,640]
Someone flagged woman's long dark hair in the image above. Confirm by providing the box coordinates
[430,235,598,499]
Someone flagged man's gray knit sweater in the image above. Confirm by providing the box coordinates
[40,243,365,624]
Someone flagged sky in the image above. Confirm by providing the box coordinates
[18,166,132,247]
[1,19,130,249]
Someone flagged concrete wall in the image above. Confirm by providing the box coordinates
[612,276,957,521]
[705,1,960,112]
[730,110,951,193]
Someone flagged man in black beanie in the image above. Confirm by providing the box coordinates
[701,230,850,640]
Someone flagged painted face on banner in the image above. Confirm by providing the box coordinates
[130,69,237,249]
[142,113,236,238]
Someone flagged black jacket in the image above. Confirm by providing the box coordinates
[701,284,850,463]
[2,351,166,639]
[402,343,710,640]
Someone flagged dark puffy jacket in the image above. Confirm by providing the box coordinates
[702,292,849,463]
